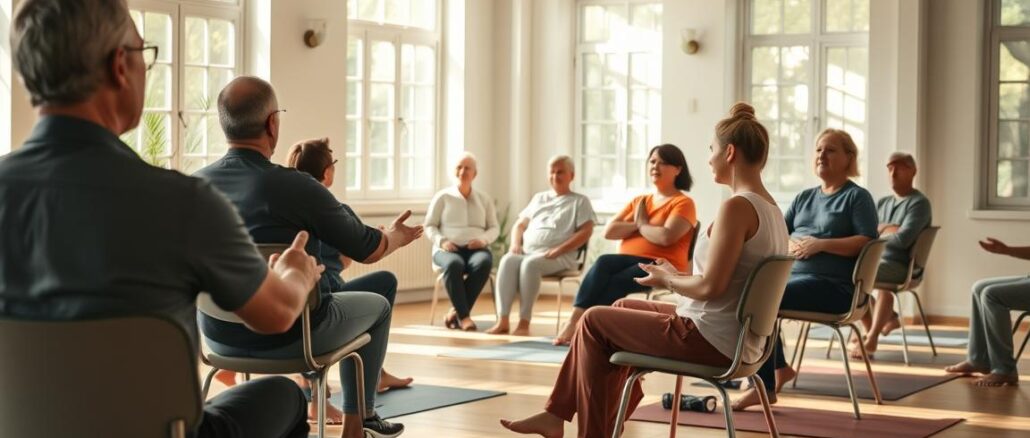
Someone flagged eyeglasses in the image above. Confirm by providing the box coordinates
[266,108,287,125]
[124,44,159,71]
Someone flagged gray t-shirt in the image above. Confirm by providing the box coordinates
[519,191,596,264]
[785,180,879,282]
[876,190,932,266]
[0,116,268,350]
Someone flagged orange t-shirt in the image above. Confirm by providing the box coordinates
[615,193,697,271]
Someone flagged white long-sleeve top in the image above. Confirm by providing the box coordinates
[424,186,500,254]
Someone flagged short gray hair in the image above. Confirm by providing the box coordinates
[887,151,917,168]
[217,76,278,140]
[12,0,133,106]
[548,154,575,173]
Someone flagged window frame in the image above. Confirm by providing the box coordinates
[346,4,442,201]
[573,0,664,203]
[740,0,868,204]
[983,0,1030,209]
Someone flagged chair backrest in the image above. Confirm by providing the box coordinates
[0,316,201,438]
[574,242,589,271]
[909,226,939,273]
[724,255,795,379]
[687,221,702,263]
[841,239,887,322]
[198,243,318,322]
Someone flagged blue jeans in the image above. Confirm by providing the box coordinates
[967,275,1030,374]
[757,273,854,392]
[573,254,654,309]
[197,376,308,438]
[433,248,493,319]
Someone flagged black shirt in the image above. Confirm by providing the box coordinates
[0,115,268,349]
[194,148,382,349]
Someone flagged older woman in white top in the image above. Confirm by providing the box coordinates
[425,153,500,331]
[485,156,596,336]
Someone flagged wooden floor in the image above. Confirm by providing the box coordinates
[204,295,1030,437]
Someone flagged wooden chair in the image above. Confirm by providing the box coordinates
[609,255,796,438]
[198,243,370,438]
[1013,310,1030,359]
[0,316,201,438]
[783,239,886,419]
[872,226,940,365]
[542,244,590,334]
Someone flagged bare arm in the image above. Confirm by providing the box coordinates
[604,219,638,240]
[509,217,530,254]
[362,210,425,263]
[981,238,1030,260]
[545,222,594,258]
[234,232,323,334]
[636,197,755,301]
[638,215,693,247]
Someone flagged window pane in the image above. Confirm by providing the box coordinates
[385,0,409,25]
[208,19,234,67]
[370,158,393,189]
[997,160,1030,197]
[348,38,363,77]
[583,157,617,189]
[627,157,646,188]
[145,65,171,110]
[779,121,805,156]
[583,124,617,156]
[630,53,657,87]
[582,5,608,42]
[416,86,434,119]
[583,53,603,87]
[1001,0,1030,26]
[358,0,380,21]
[370,84,394,117]
[627,124,652,157]
[416,46,435,83]
[371,41,395,81]
[999,83,1030,119]
[184,114,206,154]
[412,0,436,29]
[751,47,779,85]
[345,158,360,190]
[751,0,782,35]
[999,121,1030,158]
[144,12,172,63]
[346,120,360,154]
[783,0,811,34]
[208,68,234,108]
[348,81,362,117]
[184,67,207,110]
[780,85,809,120]
[780,46,809,83]
[400,45,415,83]
[780,159,807,192]
[139,112,171,165]
[584,89,617,120]
[415,122,434,154]
[207,116,227,154]
[181,157,206,175]
[185,17,207,65]
[369,121,392,154]
[1000,41,1030,81]
[751,85,779,120]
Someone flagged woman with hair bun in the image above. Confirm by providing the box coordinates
[501,103,789,438]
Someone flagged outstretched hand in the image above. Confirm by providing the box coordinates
[979,237,1011,255]
[385,210,424,248]
[635,262,673,288]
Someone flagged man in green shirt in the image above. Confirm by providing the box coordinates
[854,152,932,357]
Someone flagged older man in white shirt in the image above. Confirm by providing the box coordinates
[486,155,596,335]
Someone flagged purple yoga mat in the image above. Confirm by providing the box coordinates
[630,403,963,438]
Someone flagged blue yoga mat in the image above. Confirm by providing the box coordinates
[325,384,505,420]
[437,338,569,364]
[807,326,968,347]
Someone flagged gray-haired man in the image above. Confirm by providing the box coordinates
[2,1,318,437]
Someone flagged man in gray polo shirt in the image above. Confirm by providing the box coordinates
[1,1,321,437]
[854,152,933,357]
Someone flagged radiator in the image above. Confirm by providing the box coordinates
[344,236,437,292]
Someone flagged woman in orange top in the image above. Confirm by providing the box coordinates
[553,144,697,345]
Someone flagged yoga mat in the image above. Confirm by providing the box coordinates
[438,339,569,364]
[819,346,968,366]
[783,366,960,401]
[326,384,505,419]
[806,326,968,348]
[629,403,963,438]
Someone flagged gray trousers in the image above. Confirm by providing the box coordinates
[208,292,391,417]
[495,252,574,320]
[967,275,1030,374]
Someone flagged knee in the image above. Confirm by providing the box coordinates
[612,298,632,309]
[255,376,307,405]
[471,252,494,271]
[972,278,995,298]
[440,259,465,274]
[980,287,1009,308]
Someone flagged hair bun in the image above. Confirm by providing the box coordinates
[729,102,756,121]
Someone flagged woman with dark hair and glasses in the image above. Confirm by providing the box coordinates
[552,144,698,345]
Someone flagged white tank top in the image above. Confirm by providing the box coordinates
[675,192,789,363]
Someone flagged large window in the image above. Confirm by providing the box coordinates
[743,0,868,202]
[121,0,241,173]
[985,0,1030,208]
[575,1,662,199]
[346,0,439,200]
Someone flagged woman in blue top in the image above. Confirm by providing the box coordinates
[735,128,879,410]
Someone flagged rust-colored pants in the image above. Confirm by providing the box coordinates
[544,298,731,438]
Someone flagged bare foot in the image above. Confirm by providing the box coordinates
[308,398,344,425]
[460,317,478,332]
[500,411,564,438]
[444,309,459,329]
[850,339,876,360]
[511,320,532,337]
[974,373,1019,387]
[378,369,414,393]
[732,387,777,411]
[486,319,510,335]
[774,366,797,393]
[214,369,237,388]
[552,322,575,346]
[945,361,990,376]
[880,314,902,337]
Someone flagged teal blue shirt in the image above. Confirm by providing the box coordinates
[785,180,879,282]
[876,190,932,266]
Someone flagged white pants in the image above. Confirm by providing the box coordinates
[494,252,575,320]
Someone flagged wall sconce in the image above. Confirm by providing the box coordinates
[681,28,700,55]
[304,19,327,48]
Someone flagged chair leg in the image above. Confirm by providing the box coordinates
[712,380,737,438]
[851,323,883,406]
[201,367,218,401]
[893,291,911,366]
[788,321,803,371]
[669,376,683,438]
[429,275,442,326]
[556,280,564,335]
[352,352,367,423]
[243,372,251,382]
[612,369,648,438]
[316,370,327,438]
[1018,331,1030,360]
[1014,312,1029,336]
[832,326,862,419]
[909,290,937,356]
[792,322,811,388]
[749,374,780,438]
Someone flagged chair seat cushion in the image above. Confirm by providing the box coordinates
[205,333,371,374]
[610,352,727,378]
